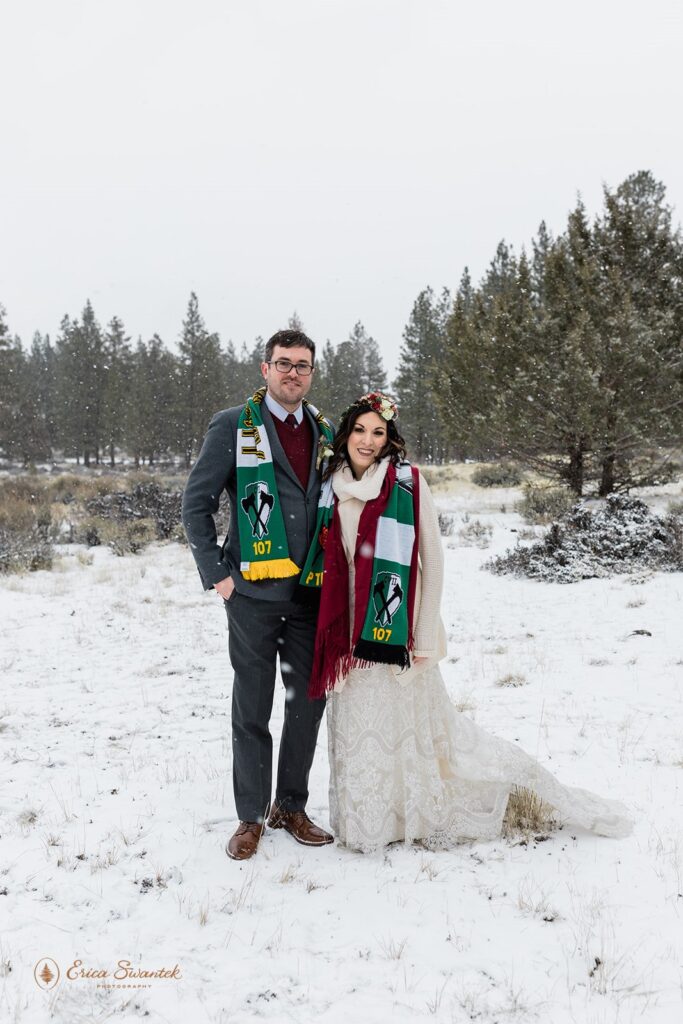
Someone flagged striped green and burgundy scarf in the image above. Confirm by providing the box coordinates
[307,460,420,698]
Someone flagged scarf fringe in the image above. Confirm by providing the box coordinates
[352,638,410,670]
[241,557,300,581]
[308,616,353,699]
[309,629,414,700]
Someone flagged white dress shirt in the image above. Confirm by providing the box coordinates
[264,391,304,424]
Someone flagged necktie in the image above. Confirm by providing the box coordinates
[285,414,298,429]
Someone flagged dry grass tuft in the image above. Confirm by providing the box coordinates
[452,689,477,713]
[377,935,408,960]
[278,863,299,884]
[495,673,528,688]
[503,786,558,838]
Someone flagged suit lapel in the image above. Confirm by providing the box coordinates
[304,405,322,494]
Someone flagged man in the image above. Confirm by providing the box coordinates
[182,329,334,861]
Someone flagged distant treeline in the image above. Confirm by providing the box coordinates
[1,171,681,495]
[0,300,398,471]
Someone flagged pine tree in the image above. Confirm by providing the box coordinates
[54,302,106,465]
[310,340,335,415]
[54,315,80,461]
[591,171,683,493]
[436,252,537,464]
[222,339,242,407]
[0,305,21,459]
[0,333,34,464]
[0,319,53,466]
[128,335,177,465]
[8,332,56,465]
[434,176,683,495]
[531,221,552,307]
[29,333,58,459]
[348,321,387,393]
[80,301,107,465]
[102,316,133,466]
[315,338,358,420]
[394,287,451,462]
[314,322,388,421]
[177,293,225,467]
[219,338,264,408]
[238,339,264,398]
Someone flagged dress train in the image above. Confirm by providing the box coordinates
[326,665,632,853]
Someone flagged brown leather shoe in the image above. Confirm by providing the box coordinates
[226,821,264,861]
[267,806,333,847]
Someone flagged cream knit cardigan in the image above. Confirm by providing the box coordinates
[331,457,448,691]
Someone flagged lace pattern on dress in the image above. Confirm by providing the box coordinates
[326,665,633,853]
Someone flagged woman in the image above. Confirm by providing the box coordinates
[307,391,633,853]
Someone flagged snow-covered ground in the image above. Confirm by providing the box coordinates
[1,480,682,1024]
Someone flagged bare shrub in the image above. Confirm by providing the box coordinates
[471,462,523,488]
[517,483,575,524]
[438,512,454,536]
[85,481,182,539]
[490,494,683,583]
[418,465,459,490]
[47,473,125,504]
[80,518,157,556]
[458,518,492,547]
[516,527,540,541]
[0,483,53,574]
[73,516,105,548]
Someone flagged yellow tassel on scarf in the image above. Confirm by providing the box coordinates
[241,557,301,581]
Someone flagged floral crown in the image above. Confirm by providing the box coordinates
[342,391,399,422]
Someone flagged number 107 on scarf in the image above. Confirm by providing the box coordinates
[372,627,392,642]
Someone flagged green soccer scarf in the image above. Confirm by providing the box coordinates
[354,459,417,664]
[236,387,334,581]
[306,459,419,697]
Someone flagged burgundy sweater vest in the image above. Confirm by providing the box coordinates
[273,414,313,490]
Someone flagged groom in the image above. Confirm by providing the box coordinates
[182,329,333,860]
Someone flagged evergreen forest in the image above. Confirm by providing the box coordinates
[1,171,681,496]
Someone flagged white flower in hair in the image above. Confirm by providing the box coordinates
[353,391,399,421]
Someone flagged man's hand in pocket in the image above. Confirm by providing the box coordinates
[215,577,235,601]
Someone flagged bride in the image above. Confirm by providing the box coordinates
[306,391,633,853]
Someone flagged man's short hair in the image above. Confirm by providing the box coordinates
[265,329,316,366]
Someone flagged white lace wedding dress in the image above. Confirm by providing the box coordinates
[325,458,632,853]
[326,663,633,853]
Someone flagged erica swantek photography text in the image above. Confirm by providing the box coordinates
[68,959,181,982]
[37,958,182,990]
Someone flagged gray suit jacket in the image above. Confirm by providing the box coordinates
[182,401,324,601]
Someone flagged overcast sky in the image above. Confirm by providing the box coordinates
[2,0,682,378]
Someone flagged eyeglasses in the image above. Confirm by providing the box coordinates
[268,359,314,376]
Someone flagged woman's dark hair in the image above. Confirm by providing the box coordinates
[323,399,407,481]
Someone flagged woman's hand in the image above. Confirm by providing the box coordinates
[215,576,235,601]
[413,656,428,665]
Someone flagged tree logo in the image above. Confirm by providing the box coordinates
[34,958,60,990]
[372,572,404,627]
[241,481,274,539]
